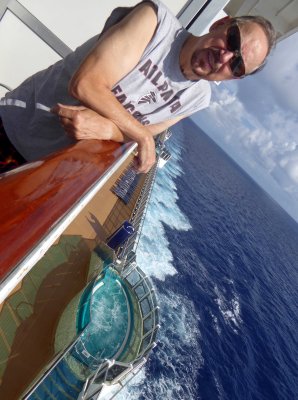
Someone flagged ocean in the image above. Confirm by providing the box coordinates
[118,118,298,400]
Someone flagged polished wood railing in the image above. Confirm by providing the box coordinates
[0,139,135,300]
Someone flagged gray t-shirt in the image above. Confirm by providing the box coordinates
[0,0,210,161]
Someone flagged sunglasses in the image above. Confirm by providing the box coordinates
[226,23,246,78]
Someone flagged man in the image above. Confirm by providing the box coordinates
[0,0,275,173]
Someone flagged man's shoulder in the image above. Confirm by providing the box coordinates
[145,0,180,25]
[102,1,157,34]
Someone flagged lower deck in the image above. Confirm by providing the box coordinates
[0,152,150,398]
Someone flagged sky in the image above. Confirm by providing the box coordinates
[191,32,298,222]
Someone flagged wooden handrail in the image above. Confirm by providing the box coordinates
[0,139,133,287]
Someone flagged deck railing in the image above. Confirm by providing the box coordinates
[0,139,136,304]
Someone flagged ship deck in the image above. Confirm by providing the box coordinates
[0,150,149,398]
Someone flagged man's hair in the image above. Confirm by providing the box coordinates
[231,15,277,76]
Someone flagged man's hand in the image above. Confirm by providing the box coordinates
[51,103,114,141]
[52,103,156,173]
[135,133,156,174]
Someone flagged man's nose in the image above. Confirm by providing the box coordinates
[220,49,235,64]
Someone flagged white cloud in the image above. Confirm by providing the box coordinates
[192,80,298,221]
[279,149,298,184]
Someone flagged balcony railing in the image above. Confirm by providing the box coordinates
[0,139,136,304]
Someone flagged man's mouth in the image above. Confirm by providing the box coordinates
[191,49,219,77]
[190,50,205,77]
[209,48,221,72]
[207,50,213,71]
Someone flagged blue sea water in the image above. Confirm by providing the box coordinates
[118,119,298,400]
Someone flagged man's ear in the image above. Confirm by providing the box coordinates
[209,16,231,32]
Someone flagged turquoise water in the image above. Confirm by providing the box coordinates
[29,269,130,399]
[73,269,129,367]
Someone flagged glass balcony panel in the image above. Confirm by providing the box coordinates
[140,335,151,354]
[143,315,154,334]
[125,270,141,286]
[140,298,150,317]
[135,283,146,299]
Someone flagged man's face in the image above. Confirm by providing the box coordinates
[180,20,269,81]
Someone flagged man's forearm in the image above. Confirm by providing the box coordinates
[107,118,130,142]
[68,80,156,173]
[69,78,152,144]
[52,103,129,142]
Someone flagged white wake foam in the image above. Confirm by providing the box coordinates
[214,284,242,334]
[115,131,202,399]
[137,134,191,280]
[114,291,202,400]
